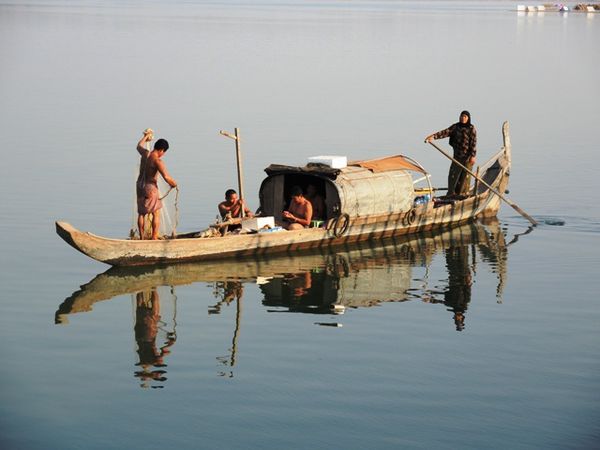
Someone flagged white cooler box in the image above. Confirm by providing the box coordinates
[242,216,275,231]
[307,155,347,169]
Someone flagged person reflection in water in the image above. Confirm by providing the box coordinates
[209,281,243,315]
[291,271,312,298]
[134,289,176,388]
[444,244,472,331]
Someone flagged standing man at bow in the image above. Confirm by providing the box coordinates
[425,110,477,197]
[136,129,177,240]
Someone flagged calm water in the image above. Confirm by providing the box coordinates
[1,1,599,448]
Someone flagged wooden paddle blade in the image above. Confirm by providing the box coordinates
[507,201,538,226]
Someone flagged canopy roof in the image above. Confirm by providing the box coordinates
[349,155,426,174]
[264,154,427,178]
[264,163,341,178]
[261,154,418,218]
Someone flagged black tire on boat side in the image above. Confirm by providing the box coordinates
[333,213,350,237]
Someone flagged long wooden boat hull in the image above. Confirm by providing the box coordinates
[55,194,498,266]
[55,176,506,266]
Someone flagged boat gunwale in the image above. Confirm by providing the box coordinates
[55,169,505,267]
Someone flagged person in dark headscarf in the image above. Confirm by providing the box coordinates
[425,111,477,197]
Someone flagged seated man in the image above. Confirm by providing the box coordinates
[282,186,313,230]
[305,184,325,221]
[218,189,253,220]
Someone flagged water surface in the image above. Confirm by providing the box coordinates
[1,1,599,449]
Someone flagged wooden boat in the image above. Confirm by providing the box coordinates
[56,122,512,267]
[56,219,510,324]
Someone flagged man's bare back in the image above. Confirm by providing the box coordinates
[137,147,175,187]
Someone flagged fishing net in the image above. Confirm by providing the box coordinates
[157,178,180,237]
[129,179,179,240]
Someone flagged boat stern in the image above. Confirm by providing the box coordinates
[56,221,81,252]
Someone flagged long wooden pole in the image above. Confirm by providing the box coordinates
[427,141,538,226]
[234,128,245,213]
[220,128,246,218]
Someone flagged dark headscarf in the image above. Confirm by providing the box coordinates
[449,110,473,148]
[458,110,471,127]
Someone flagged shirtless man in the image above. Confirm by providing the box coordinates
[218,189,253,220]
[136,129,177,240]
[305,184,325,221]
[282,186,313,230]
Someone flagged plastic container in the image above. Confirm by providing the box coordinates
[258,226,284,233]
[307,155,347,169]
[242,216,275,231]
[414,194,431,206]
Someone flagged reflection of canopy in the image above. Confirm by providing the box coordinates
[350,155,427,174]
[260,261,412,311]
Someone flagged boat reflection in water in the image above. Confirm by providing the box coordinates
[259,218,512,332]
[56,219,520,382]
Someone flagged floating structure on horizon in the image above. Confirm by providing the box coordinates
[517,3,600,12]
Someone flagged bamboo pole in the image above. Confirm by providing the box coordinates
[234,128,245,212]
[220,128,246,218]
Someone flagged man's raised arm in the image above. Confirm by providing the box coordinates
[137,128,154,155]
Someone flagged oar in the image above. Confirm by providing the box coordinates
[427,141,538,226]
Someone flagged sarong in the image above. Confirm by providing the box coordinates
[136,181,162,215]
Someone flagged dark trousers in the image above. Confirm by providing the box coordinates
[447,159,473,196]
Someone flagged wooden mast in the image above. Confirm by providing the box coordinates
[219,128,246,218]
